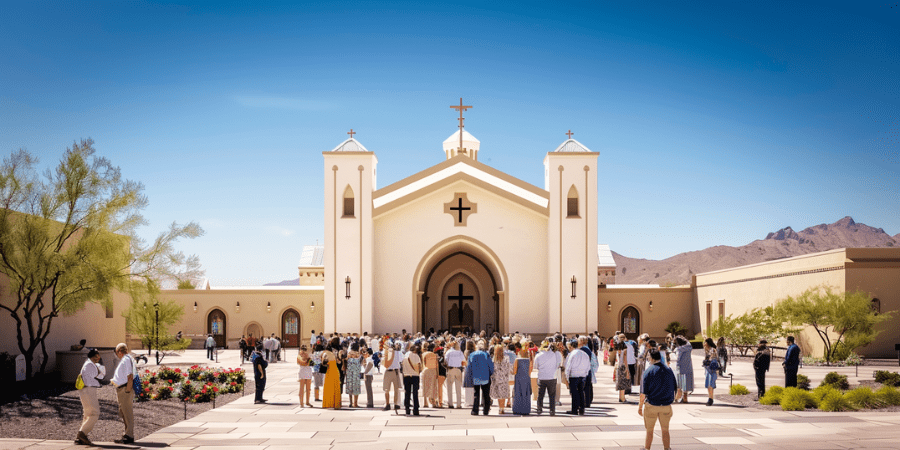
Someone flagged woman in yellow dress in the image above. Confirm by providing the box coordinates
[322,337,342,409]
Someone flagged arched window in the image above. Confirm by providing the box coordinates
[566,185,579,217]
[871,298,881,314]
[342,185,355,217]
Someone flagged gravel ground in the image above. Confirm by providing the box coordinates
[0,382,255,442]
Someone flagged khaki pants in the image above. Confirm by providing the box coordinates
[383,370,401,405]
[116,385,135,438]
[78,387,100,434]
[445,368,462,407]
[643,404,673,436]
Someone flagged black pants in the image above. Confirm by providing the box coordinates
[583,376,593,408]
[207,347,214,360]
[568,376,585,414]
[537,379,557,414]
[626,364,636,393]
[403,376,420,414]
[472,382,491,415]
[255,377,266,402]
[755,369,766,397]
[785,367,798,388]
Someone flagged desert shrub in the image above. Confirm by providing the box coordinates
[843,352,863,366]
[819,390,854,412]
[874,370,900,387]
[665,321,689,337]
[844,387,882,409]
[759,386,784,405]
[157,366,184,384]
[730,384,750,395]
[820,372,849,390]
[781,387,818,411]
[813,384,840,402]
[875,386,900,406]
[177,380,197,401]
[192,382,219,403]
[796,374,810,390]
[153,385,174,400]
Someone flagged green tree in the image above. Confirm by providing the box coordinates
[665,321,690,337]
[776,286,891,363]
[0,140,203,379]
[123,298,190,365]
[710,307,799,356]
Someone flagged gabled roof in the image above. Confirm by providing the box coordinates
[330,138,370,153]
[373,154,549,216]
[598,244,616,267]
[552,138,592,153]
[299,245,325,267]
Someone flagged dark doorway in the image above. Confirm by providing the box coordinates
[621,306,640,341]
[282,309,300,347]
[207,309,226,348]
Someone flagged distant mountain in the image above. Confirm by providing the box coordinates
[264,278,300,286]
[615,216,898,286]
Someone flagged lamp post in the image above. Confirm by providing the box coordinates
[154,301,160,364]
[345,276,351,300]
[570,276,577,299]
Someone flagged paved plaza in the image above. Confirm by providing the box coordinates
[3,349,900,449]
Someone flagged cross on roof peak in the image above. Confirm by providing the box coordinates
[347,129,356,139]
[566,130,574,139]
[450,98,473,152]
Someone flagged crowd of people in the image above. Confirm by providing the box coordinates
[72,330,802,449]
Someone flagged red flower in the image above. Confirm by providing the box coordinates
[175,368,181,373]
[185,381,191,385]
[213,387,219,392]
[168,379,173,384]
[145,387,151,392]
[195,394,200,398]
[145,369,150,373]
[230,382,236,386]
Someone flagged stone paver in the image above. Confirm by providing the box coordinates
[7,348,900,449]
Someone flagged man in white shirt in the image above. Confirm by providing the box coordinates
[363,348,376,408]
[564,340,590,415]
[401,344,422,416]
[205,334,216,360]
[620,334,637,395]
[382,343,402,411]
[534,341,560,416]
[75,349,106,446]
[443,341,465,408]
[111,343,136,444]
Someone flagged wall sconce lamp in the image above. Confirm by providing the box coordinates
[649,301,654,312]
[310,301,315,312]
[235,301,240,312]
[193,301,198,313]
[267,301,271,313]
[570,276,577,299]
[345,276,351,299]
[607,300,612,312]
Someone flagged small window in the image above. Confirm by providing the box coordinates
[718,300,725,320]
[105,302,113,319]
[342,185,354,217]
[566,185,579,217]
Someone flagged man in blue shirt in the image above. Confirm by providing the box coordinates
[783,335,800,388]
[639,349,676,450]
[468,341,494,415]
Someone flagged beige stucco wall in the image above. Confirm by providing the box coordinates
[598,287,694,339]
[844,248,900,358]
[373,177,548,335]
[157,288,325,348]
[0,273,127,374]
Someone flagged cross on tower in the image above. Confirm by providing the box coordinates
[450,98,473,152]
[448,283,473,323]
[566,130,574,139]
[347,129,356,139]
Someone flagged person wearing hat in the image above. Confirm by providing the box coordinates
[753,339,771,399]
[75,349,106,446]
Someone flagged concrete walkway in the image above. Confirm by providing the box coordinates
[3,348,900,449]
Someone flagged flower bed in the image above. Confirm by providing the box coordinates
[139,365,244,403]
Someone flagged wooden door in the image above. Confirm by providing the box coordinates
[282,309,300,347]
[208,309,226,348]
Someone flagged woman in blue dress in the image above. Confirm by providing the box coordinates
[345,343,363,408]
[512,347,532,415]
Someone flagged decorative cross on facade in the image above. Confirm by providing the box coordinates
[347,129,356,139]
[448,283,474,323]
[566,130,574,139]
[443,192,478,227]
[450,98,472,152]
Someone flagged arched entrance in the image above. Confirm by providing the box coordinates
[621,306,640,341]
[282,309,301,347]
[245,322,263,347]
[415,236,507,335]
[207,309,226,348]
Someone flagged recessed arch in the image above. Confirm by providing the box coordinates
[343,184,355,217]
[619,304,641,341]
[281,308,302,347]
[207,308,227,348]
[567,184,579,217]
[244,321,263,344]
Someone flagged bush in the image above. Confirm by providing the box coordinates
[875,370,900,387]
[875,386,900,406]
[759,386,784,405]
[781,387,818,411]
[665,321,690,337]
[819,390,854,412]
[820,372,849,390]
[153,385,174,400]
[157,366,184,384]
[813,385,840,402]
[193,382,219,403]
[796,374,810,390]
[844,387,882,409]
[730,384,750,395]
[177,380,197,401]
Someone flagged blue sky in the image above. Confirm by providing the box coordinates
[2,1,898,286]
